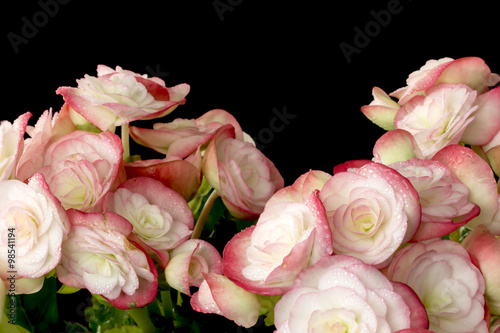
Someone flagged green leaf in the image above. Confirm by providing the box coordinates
[85,295,134,332]
[20,277,59,332]
[76,122,102,133]
[57,284,81,294]
[189,176,213,217]
[0,313,31,333]
[104,326,144,333]
[257,295,282,327]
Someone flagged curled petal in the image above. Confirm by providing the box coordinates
[391,57,455,104]
[165,239,222,296]
[436,56,499,93]
[361,87,400,130]
[190,273,261,328]
[461,86,500,146]
[1,112,31,180]
[196,109,244,141]
[125,157,202,201]
[373,129,424,165]
[462,226,500,315]
[266,169,331,205]
[391,282,429,330]
[433,145,499,233]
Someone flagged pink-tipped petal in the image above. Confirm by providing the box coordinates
[190,273,261,328]
[197,109,244,141]
[461,86,500,146]
[361,87,401,130]
[206,273,261,328]
[106,239,158,310]
[391,281,430,330]
[411,204,480,242]
[266,170,332,205]
[201,124,236,194]
[462,225,500,315]
[358,162,421,244]
[373,129,424,165]
[433,145,499,231]
[437,56,498,93]
[125,158,202,201]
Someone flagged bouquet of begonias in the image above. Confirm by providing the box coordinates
[2,57,500,333]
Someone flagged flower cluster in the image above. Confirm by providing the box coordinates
[2,58,500,333]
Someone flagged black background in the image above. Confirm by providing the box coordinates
[3,0,500,330]
[4,0,500,185]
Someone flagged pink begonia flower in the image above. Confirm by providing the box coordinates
[390,158,480,241]
[319,162,421,267]
[16,106,77,181]
[462,226,500,316]
[386,238,488,333]
[130,109,244,159]
[362,57,500,143]
[460,86,500,146]
[38,130,124,212]
[390,57,455,105]
[394,83,478,159]
[390,57,500,105]
[373,129,424,165]
[0,174,70,290]
[223,190,332,296]
[165,239,222,296]
[265,169,331,206]
[125,153,202,201]
[57,209,157,309]
[202,124,284,220]
[361,86,401,131]
[0,112,31,180]
[56,65,190,131]
[191,273,261,328]
[433,145,500,234]
[274,255,428,333]
[105,177,194,269]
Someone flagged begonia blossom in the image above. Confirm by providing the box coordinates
[389,158,479,241]
[223,190,332,296]
[16,106,76,181]
[462,226,500,316]
[0,173,70,285]
[38,130,124,212]
[319,161,421,266]
[130,108,244,159]
[202,124,284,220]
[386,238,488,333]
[56,65,190,131]
[105,177,194,268]
[57,209,157,309]
[394,83,478,159]
[433,145,500,234]
[0,112,31,180]
[274,255,428,333]
[165,239,222,295]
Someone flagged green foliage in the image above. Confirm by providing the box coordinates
[444,226,471,243]
[10,277,59,333]
[57,284,81,295]
[85,295,134,332]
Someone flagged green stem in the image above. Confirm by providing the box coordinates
[191,191,219,239]
[128,307,156,333]
[121,123,130,162]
